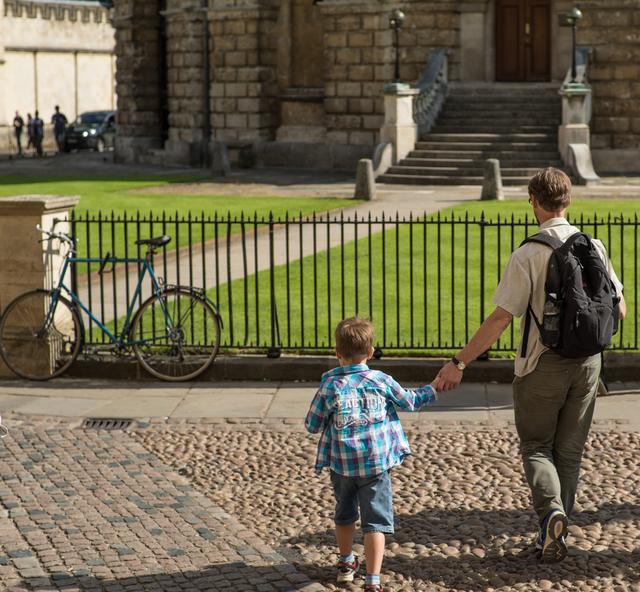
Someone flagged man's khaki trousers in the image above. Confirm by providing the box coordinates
[513,351,600,523]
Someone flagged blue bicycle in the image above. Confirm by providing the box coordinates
[0,225,221,381]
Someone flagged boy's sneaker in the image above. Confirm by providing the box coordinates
[539,509,568,563]
[336,555,359,583]
[364,585,384,592]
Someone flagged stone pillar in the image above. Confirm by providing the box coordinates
[460,1,488,81]
[558,83,591,164]
[0,0,6,126]
[379,84,418,164]
[0,195,80,378]
[113,0,166,163]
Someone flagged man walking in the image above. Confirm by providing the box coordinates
[32,111,44,157]
[26,113,34,153]
[434,168,626,563]
[13,111,24,156]
[51,105,68,154]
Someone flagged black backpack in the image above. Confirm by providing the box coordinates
[520,231,620,359]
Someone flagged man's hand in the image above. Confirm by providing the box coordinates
[433,362,463,392]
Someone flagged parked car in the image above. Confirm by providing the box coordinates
[64,111,116,153]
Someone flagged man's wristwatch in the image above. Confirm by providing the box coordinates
[451,356,467,371]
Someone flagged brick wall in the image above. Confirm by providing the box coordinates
[320,0,459,149]
[580,1,640,153]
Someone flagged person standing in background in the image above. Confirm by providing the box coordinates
[51,105,68,154]
[32,111,44,157]
[26,114,34,154]
[13,111,24,156]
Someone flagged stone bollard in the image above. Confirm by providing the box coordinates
[481,158,504,201]
[0,195,80,377]
[211,142,230,176]
[354,159,376,201]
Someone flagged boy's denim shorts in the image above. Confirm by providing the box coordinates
[330,470,394,534]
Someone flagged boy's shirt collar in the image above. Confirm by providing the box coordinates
[325,363,369,377]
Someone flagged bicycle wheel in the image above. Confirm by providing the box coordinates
[130,287,221,381]
[0,289,82,380]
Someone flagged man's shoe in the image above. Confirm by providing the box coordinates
[539,509,568,563]
[364,585,384,592]
[336,555,359,583]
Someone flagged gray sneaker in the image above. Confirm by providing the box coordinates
[539,509,568,563]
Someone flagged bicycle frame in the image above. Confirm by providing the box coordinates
[46,254,174,346]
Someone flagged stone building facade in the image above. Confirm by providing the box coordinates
[0,0,116,146]
[114,0,640,173]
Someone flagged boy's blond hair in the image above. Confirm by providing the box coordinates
[335,317,374,361]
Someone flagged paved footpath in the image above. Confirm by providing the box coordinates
[1,380,640,591]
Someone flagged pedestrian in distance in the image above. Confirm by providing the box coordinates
[305,317,438,592]
[51,105,68,154]
[13,111,24,156]
[434,167,626,564]
[26,113,34,153]
[32,110,45,157]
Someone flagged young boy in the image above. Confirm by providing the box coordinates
[305,317,437,592]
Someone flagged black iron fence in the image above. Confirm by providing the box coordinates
[69,210,638,355]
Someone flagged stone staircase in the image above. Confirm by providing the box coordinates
[379,83,564,186]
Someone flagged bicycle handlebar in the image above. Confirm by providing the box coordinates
[36,224,77,248]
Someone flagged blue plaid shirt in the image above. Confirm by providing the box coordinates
[305,363,436,477]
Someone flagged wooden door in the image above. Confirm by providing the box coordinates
[496,0,551,82]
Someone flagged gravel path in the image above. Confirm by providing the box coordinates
[134,426,640,592]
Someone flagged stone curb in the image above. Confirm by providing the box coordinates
[63,352,640,383]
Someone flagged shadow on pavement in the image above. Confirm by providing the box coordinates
[25,560,322,591]
[285,502,640,589]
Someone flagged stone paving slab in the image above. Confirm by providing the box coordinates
[0,420,326,591]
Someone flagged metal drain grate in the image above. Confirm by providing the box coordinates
[82,418,133,430]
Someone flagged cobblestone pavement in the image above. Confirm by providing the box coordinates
[134,424,640,592]
[0,419,324,592]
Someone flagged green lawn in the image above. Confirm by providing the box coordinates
[212,199,639,356]
[0,175,358,267]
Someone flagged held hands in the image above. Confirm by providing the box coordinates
[432,361,463,392]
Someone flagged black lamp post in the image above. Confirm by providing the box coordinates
[389,9,406,83]
[565,6,583,83]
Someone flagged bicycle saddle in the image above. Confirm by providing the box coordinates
[135,235,172,247]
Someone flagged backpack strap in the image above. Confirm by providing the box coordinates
[518,232,564,358]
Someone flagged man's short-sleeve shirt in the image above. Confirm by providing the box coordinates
[493,217,623,377]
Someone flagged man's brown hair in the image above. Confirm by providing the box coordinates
[528,167,572,212]
[335,317,374,361]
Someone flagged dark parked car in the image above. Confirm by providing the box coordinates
[64,111,116,153]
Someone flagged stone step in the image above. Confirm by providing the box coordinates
[423,133,556,142]
[443,102,561,112]
[432,125,557,134]
[402,158,563,169]
[438,115,560,125]
[415,141,558,151]
[378,174,532,186]
[387,165,545,177]
[409,149,561,160]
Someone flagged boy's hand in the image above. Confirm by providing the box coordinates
[429,380,439,392]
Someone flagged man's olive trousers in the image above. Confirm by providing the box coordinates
[513,351,600,523]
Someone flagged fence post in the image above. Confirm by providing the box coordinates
[478,212,490,360]
[0,195,80,377]
[267,211,281,358]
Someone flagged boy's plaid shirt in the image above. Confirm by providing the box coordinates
[305,363,436,477]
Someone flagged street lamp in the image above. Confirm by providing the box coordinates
[389,8,406,83]
[565,6,583,83]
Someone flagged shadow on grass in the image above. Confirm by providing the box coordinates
[284,502,640,589]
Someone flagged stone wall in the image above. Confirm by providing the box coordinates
[0,0,115,129]
[114,0,166,163]
[576,0,640,172]
[320,0,459,151]
[209,0,279,145]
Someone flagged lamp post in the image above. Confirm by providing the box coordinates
[389,9,406,83]
[565,6,583,83]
